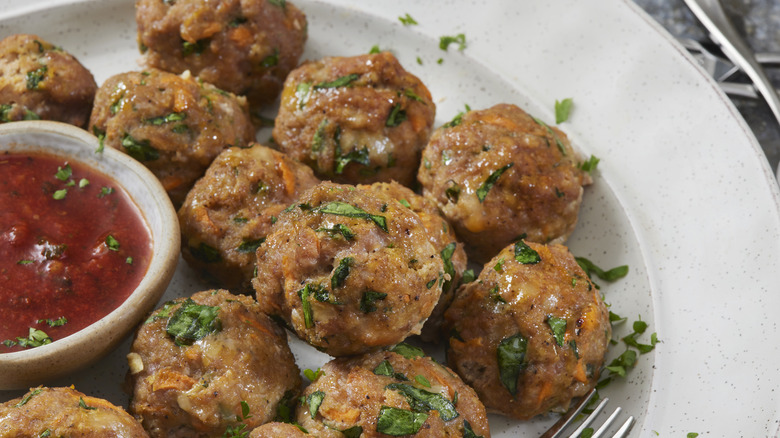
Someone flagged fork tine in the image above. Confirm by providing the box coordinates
[538,388,598,438]
[613,416,636,438]
[591,406,622,438]
[567,397,609,437]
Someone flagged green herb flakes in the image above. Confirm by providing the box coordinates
[579,154,600,173]
[105,235,120,251]
[98,186,114,198]
[335,146,370,174]
[462,420,484,438]
[315,223,355,240]
[14,389,42,407]
[369,44,381,54]
[52,189,67,200]
[332,257,354,289]
[386,383,458,421]
[360,290,387,313]
[314,74,360,89]
[165,298,222,345]
[316,201,387,232]
[414,375,431,387]
[390,342,425,359]
[78,397,97,410]
[445,183,461,203]
[306,391,325,419]
[555,98,573,123]
[575,257,628,282]
[189,242,221,263]
[476,163,513,202]
[440,242,457,291]
[236,237,265,253]
[439,33,467,51]
[546,315,567,346]
[398,13,418,25]
[121,133,159,161]
[145,112,186,125]
[38,317,67,327]
[386,103,407,127]
[341,425,363,438]
[54,164,72,181]
[303,367,323,381]
[78,178,89,188]
[497,333,528,396]
[514,240,541,265]
[26,65,48,90]
[310,118,328,152]
[377,406,428,436]
[260,48,279,67]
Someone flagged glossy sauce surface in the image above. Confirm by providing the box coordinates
[0,153,151,352]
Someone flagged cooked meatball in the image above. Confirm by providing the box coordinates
[178,143,320,292]
[273,52,436,186]
[418,103,592,264]
[442,241,611,419]
[249,422,310,437]
[127,289,301,438]
[136,0,307,108]
[360,181,467,342]
[294,346,490,437]
[252,181,445,356]
[0,386,148,437]
[89,69,255,206]
[0,34,97,127]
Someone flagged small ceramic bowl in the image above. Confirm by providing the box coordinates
[0,121,180,390]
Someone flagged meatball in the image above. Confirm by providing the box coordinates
[252,181,445,356]
[273,52,436,186]
[442,241,611,419]
[360,181,467,342]
[178,143,320,292]
[127,290,301,438]
[294,346,490,437]
[0,386,148,437]
[136,0,307,108]
[418,103,592,263]
[249,422,310,437]
[0,34,97,127]
[89,69,255,206]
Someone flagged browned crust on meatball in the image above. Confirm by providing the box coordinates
[248,422,310,437]
[0,386,148,437]
[273,52,436,186]
[136,0,307,108]
[88,69,255,207]
[0,34,97,127]
[442,241,611,420]
[360,181,467,342]
[127,290,301,438]
[418,103,592,263]
[295,349,490,437]
[252,181,444,356]
[178,143,320,292]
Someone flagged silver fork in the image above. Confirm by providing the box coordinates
[539,388,634,438]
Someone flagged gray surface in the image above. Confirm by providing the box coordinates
[635,0,780,174]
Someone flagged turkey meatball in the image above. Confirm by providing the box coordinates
[273,52,436,186]
[178,143,320,292]
[252,181,445,356]
[360,181,467,342]
[136,0,307,108]
[127,289,301,438]
[418,103,592,263]
[442,241,611,419]
[0,34,96,127]
[89,69,254,206]
[249,422,310,437]
[0,386,148,437]
[294,346,490,437]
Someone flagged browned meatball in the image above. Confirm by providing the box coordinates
[252,181,445,356]
[249,422,310,437]
[178,143,320,292]
[360,181,467,342]
[127,290,301,438]
[418,103,592,264]
[273,52,436,186]
[0,34,97,127]
[136,0,307,108]
[295,346,490,437]
[0,386,148,437]
[442,241,611,420]
[89,69,255,206]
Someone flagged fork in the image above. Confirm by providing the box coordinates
[539,388,634,438]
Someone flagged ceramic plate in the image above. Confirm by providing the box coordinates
[1,0,779,436]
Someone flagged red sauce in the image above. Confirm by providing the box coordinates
[0,153,152,352]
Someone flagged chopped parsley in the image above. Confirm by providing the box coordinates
[98,186,114,198]
[546,315,567,346]
[145,112,186,125]
[78,397,97,410]
[306,391,325,419]
[575,257,628,283]
[443,104,471,128]
[579,155,600,173]
[189,242,221,263]
[316,201,387,232]
[14,388,43,407]
[439,33,467,51]
[369,44,381,54]
[3,327,53,349]
[303,367,323,381]
[360,290,387,313]
[296,82,312,109]
[445,183,461,203]
[331,257,354,289]
[182,38,209,56]
[52,189,67,200]
[105,235,120,251]
[514,240,541,264]
[398,13,418,25]
[476,163,513,202]
[440,242,457,291]
[260,48,279,67]
[315,223,355,240]
[165,298,222,345]
[310,118,328,152]
[236,237,265,253]
[26,65,48,90]
[38,317,67,327]
[335,146,370,174]
[497,333,528,396]
[555,98,573,124]
[92,126,106,153]
[414,375,431,387]
[314,73,360,89]
[121,133,159,161]
[373,360,407,380]
[54,164,72,181]
[376,406,428,436]
[386,383,458,421]
[386,103,407,127]
[390,342,425,359]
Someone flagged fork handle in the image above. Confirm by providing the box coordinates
[683,0,780,130]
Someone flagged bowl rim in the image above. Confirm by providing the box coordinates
[0,121,180,377]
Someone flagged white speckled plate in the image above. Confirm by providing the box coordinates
[2,0,780,436]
